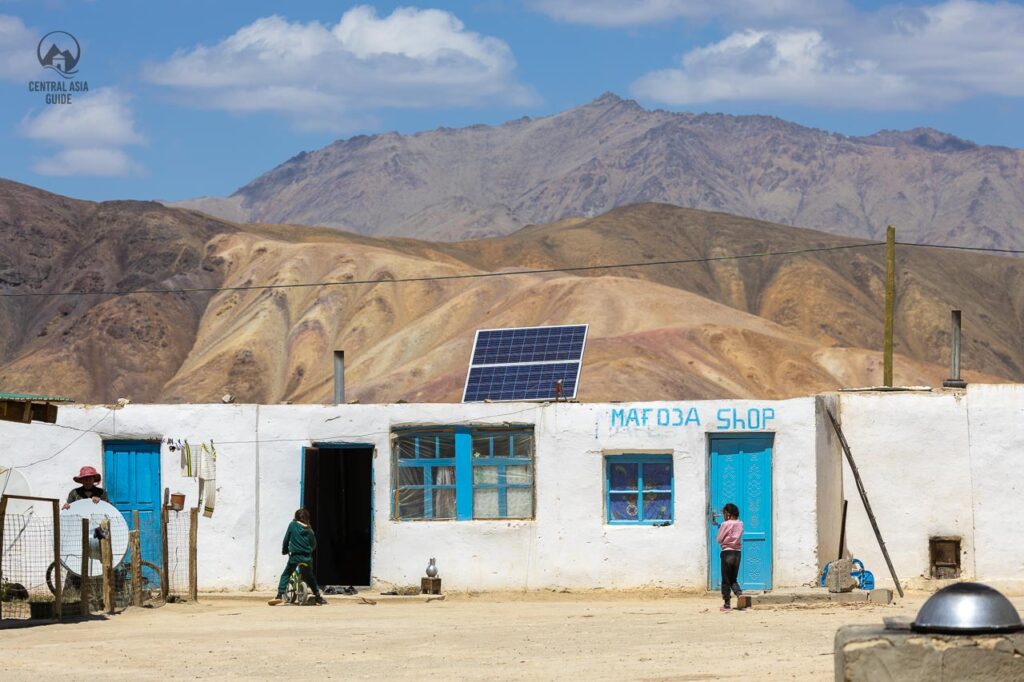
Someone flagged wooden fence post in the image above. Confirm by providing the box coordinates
[100,518,114,615]
[189,507,198,602]
[51,499,62,621]
[160,505,170,601]
[0,496,7,619]
[80,517,91,616]
[129,529,142,607]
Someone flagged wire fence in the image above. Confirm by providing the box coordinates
[1,497,174,621]
[1,511,62,620]
[164,508,195,600]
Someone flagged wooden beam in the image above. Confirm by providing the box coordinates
[100,518,114,615]
[161,506,170,601]
[189,507,198,602]
[0,495,7,619]
[129,530,142,607]
[80,517,91,616]
[52,499,62,621]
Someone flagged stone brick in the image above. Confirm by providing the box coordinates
[867,589,893,604]
[835,624,1024,681]
[827,559,858,593]
[829,591,869,603]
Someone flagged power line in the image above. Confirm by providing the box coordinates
[0,239,1019,302]
[896,242,1024,255]
[0,242,885,299]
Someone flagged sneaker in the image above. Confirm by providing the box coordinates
[720,604,732,612]
[268,594,284,606]
[314,596,328,605]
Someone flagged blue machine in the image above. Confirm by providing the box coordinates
[820,559,875,590]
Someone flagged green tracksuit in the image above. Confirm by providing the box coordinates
[277,520,320,596]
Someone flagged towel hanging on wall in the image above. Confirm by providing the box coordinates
[198,441,217,518]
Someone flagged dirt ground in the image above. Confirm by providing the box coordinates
[3,591,1021,680]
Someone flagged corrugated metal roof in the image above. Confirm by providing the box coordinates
[0,392,74,402]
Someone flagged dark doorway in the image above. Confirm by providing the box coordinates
[302,445,373,586]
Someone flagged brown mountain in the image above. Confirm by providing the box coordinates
[3,179,1021,404]
[172,93,1024,247]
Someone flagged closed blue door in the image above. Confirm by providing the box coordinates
[709,435,772,591]
[104,441,162,569]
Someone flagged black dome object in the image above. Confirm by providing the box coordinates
[912,582,1023,634]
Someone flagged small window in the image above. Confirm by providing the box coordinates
[471,428,534,519]
[392,426,534,521]
[929,536,961,579]
[605,455,673,525]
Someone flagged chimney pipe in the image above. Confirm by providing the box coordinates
[333,350,345,403]
[942,310,967,389]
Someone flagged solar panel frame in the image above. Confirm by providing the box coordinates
[462,324,588,403]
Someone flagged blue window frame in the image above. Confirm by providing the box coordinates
[605,455,674,525]
[471,429,534,519]
[393,426,534,521]
[394,431,458,520]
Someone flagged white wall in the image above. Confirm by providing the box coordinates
[0,398,820,591]
[966,384,1024,588]
[834,387,1024,591]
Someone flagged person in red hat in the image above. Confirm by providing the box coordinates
[62,466,109,510]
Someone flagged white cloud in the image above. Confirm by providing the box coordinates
[32,148,140,177]
[530,0,841,27]
[0,14,38,79]
[22,88,145,146]
[631,0,1024,109]
[144,6,534,131]
[22,88,145,177]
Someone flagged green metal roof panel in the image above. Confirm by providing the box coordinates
[0,392,74,402]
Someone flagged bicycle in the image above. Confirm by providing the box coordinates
[284,561,313,605]
[46,558,164,606]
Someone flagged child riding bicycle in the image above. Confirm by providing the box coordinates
[269,508,326,606]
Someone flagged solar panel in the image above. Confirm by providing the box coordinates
[462,325,588,402]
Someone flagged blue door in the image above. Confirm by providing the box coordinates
[709,435,772,591]
[104,441,162,569]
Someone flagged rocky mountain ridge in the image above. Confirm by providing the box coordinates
[4,179,1021,404]
[172,93,1024,248]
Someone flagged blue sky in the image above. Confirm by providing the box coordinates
[2,0,1023,202]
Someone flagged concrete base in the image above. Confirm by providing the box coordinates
[835,625,1024,681]
[200,591,443,605]
[749,589,892,608]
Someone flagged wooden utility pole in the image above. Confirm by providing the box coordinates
[883,225,895,387]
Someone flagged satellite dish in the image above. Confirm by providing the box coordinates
[0,466,36,555]
[0,466,35,516]
[59,499,130,576]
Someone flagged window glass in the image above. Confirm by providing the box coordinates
[393,427,535,521]
[605,455,674,525]
[471,428,534,520]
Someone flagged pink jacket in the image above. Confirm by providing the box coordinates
[716,519,744,551]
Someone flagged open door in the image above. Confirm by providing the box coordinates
[302,445,373,587]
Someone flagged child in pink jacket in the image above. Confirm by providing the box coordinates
[716,503,744,611]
